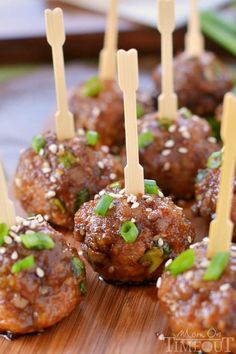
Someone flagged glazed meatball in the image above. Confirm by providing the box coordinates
[74,181,195,284]
[152,52,234,117]
[158,240,236,353]
[138,108,219,200]
[69,78,154,148]
[194,150,236,239]
[14,131,122,229]
[0,215,86,335]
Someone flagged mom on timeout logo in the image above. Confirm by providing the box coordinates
[157,327,234,353]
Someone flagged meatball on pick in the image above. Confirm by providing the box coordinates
[74,181,195,284]
[158,240,236,354]
[138,108,219,200]
[0,214,86,335]
[152,51,234,117]
[14,131,122,229]
[194,149,236,240]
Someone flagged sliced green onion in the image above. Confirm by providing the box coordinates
[0,223,9,246]
[195,169,208,184]
[32,135,46,154]
[74,189,90,212]
[81,77,103,97]
[11,255,35,274]
[86,130,99,146]
[179,107,192,119]
[71,257,85,277]
[159,117,173,130]
[52,198,66,214]
[138,131,154,149]
[120,221,139,243]
[110,181,121,190]
[137,103,144,119]
[79,281,87,295]
[207,150,223,169]
[166,249,195,276]
[207,117,221,141]
[140,247,164,273]
[144,179,159,195]
[203,252,230,281]
[94,194,114,217]
[59,151,77,169]
[21,232,55,250]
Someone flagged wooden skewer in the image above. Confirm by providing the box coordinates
[0,161,16,227]
[157,0,178,121]
[207,93,236,258]
[117,49,144,196]
[99,0,118,80]
[45,8,75,141]
[185,0,204,57]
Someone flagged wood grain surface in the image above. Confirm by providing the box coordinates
[0,202,208,354]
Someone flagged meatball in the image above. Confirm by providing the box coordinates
[138,108,219,200]
[158,240,236,353]
[0,214,86,335]
[69,78,154,148]
[152,52,234,117]
[74,181,195,284]
[14,131,122,229]
[194,150,236,239]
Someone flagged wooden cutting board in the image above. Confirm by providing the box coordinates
[0,201,208,354]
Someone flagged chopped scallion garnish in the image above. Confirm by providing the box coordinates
[179,107,192,119]
[21,232,55,250]
[52,198,66,214]
[0,223,9,246]
[203,252,230,281]
[137,103,144,119]
[94,194,114,216]
[81,77,103,97]
[74,189,90,212]
[166,249,195,276]
[79,281,87,295]
[138,131,154,149]
[32,135,46,154]
[71,257,85,277]
[144,179,159,195]
[59,151,77,169]
[110,181,121,190]
[11,255,35,274]
[86,130,99,146]
[207,150,223,169]
[120,221,139,243]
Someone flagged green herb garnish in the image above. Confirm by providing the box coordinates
[59,151,77,169]
[11,255,35,274]
[179,107,192,119]
[203,252,230,281]
[140,248,165,273]
[94,194,114,217]
[138,131,154,149]
[207,150,223,169]
[0,223,9,246]
[144,179,159,195]
[81,77,103,97]
[71,257,85,277]
[21,232,55,250]
[79,281,87,295]
[166,249,195,276]
[207,117,221,141]
[52,198,66,214]
[86,130,99,146]
[137,103,144,119]
[120,221,139,243]
[32,135,46,154]
[159,117,173,130]
[74,189,90,212]
[195,169,208,184]
[110,181,121,190]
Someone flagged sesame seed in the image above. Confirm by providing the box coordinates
[101,145,109,153]
[199,259,210,268]
[15,178,22,187]
[0,247,6,254]
[163,162,171,171]
[25,230,35,234]
[16,216,25,224]
[179,126,188,133]
[185,271,194,280]
[203,237,209,242]
[110,173,117,180]
[208,137,217,144]
[220,283,230,292]
[162,149,171,157]
[45,190,56,199]
[4,236,12,245]
[36,267,45,278]
[156,277,162,289]
[58,144,65,153]
[168,125,176,133]
[14,236,22,243]
[48,144,58,154]
[97,161,104,169]
[158,238,164,247]
[146,208,152,212]
[178,147,188,154]
[23,220,30,227]
[158,334,165,341]
[131,218,136,223]
[77,128,85,136]
[42,167,51,174]
[181,131,191,139]
[36,215,44,223]
[99,190,105,196]
[159,191,164,198]
[39,149,44,156]
[131,202,139,209]
[165,139,175,148]
[11,251,18,260]
[165,259,173,267]
[92,107,101,116]
[188,236,192,243]
[44,215,49,221]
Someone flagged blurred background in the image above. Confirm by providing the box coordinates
[0,0,235,177]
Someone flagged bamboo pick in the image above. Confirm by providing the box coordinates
[157,0,178,121]
[45,8,75,141]
[185,0,204,57]
[99,0,118,80]
[117,49,144,196]
[207,93,236,258]
[0,161,16,227]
